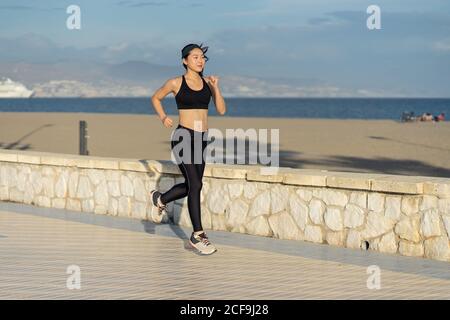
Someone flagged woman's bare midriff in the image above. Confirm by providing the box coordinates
[179,109,208,132]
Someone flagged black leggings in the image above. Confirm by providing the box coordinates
[160,124,208,232]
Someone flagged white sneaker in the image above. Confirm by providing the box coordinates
[189,232,217,255]
[150,190,167,215]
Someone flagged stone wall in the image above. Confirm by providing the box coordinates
[1,149,449,262]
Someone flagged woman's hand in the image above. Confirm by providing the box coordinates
[205,75,226,115]
[161,115,173,128]
[206,75,219,90]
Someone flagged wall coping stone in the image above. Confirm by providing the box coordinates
[1,149,449,196]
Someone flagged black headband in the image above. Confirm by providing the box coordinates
[181,43,208,58]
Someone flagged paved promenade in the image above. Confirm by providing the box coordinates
[0,201,449,300]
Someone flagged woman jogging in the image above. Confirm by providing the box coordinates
[150,43,226,255]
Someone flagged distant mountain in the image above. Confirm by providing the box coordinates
[0,60,181,86]
[0,59,391,98]
[106,61,179,82]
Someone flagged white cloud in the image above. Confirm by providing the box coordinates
[433,39,450,52]
[107,42,129,52]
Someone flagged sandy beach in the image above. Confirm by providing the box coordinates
[0,112,449,178]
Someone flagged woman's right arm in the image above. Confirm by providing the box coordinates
[151,78,176,127]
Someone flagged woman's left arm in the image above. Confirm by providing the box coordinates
[206,76,226,115]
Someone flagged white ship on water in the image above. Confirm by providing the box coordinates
[0,77,34,98]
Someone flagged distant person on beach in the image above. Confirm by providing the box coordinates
[150,43,226,255]
[434,112,445,122]
[420,112,434,122]
[401,111,417,122]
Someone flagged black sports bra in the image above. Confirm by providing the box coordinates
[175,75,212,110]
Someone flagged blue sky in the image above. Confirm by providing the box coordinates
[1,0,450,97]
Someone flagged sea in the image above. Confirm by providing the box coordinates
[0,97,448,120]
